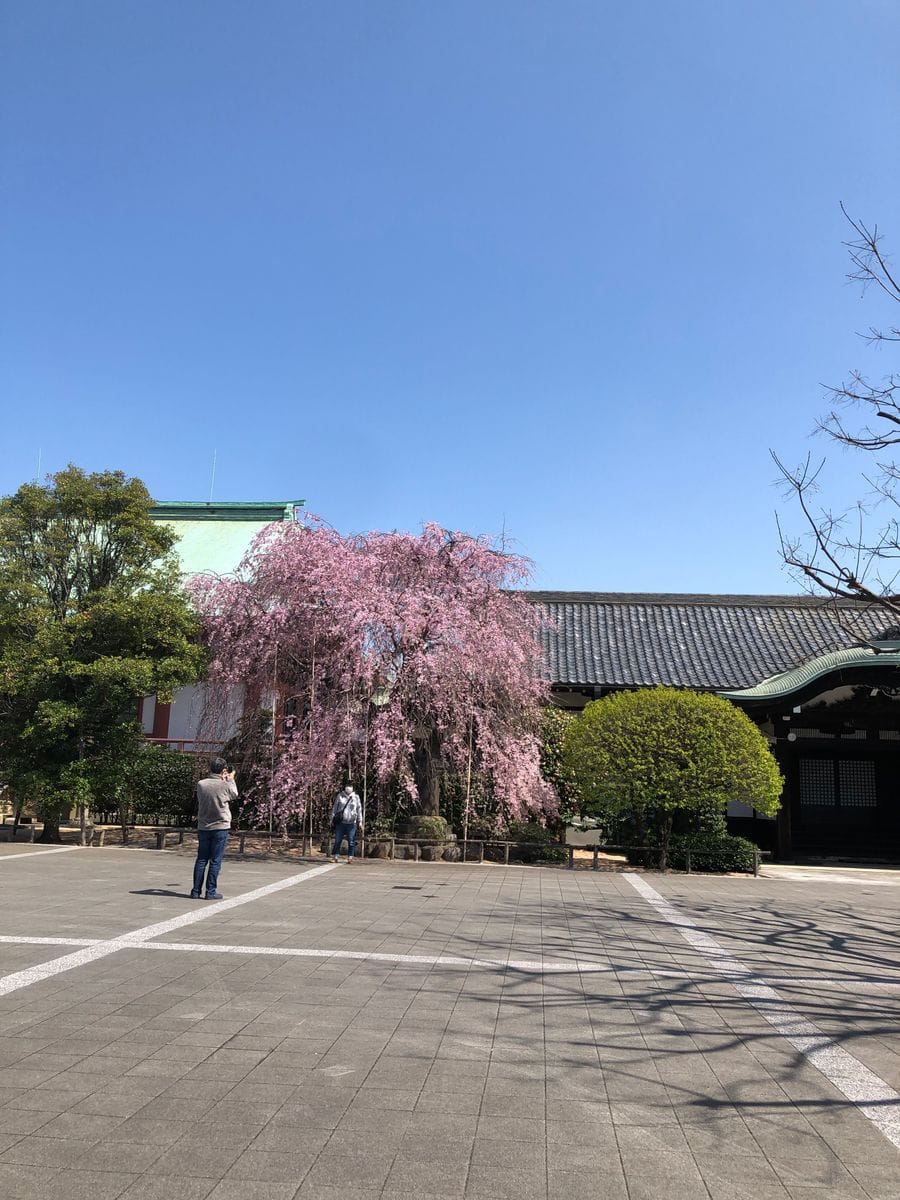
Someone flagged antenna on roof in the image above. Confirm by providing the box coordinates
[208,449,217,503]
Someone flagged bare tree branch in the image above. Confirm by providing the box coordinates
[773,208,900,636]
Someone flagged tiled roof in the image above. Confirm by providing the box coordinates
[522,592,893,690]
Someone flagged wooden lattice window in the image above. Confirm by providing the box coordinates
[799,758,835,806]
[837,761,878,808]
[798,758,878,809]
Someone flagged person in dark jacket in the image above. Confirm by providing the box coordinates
[191,756,237,899]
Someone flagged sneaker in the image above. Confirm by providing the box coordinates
[330,856,339,863]
[205,890,224,900]
[189,891,201,899]
[346,857,353,864]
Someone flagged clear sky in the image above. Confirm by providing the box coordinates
[2,1,898,592]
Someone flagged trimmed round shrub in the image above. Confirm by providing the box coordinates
[668,832,759,873]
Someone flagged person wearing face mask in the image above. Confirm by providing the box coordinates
[330,782,362,863]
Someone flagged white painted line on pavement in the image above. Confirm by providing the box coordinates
[143,940,613,971]
[625,872,900,1152]
[760,870,900,886]
[0,935,98,946]
[0,863,337,998]
[2,930,900,991]
[0,847,78,861]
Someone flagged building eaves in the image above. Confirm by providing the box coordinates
[524,592,889,691]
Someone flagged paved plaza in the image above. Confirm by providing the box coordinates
[0,847,899,1199]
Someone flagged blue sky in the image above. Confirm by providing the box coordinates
[2,1,898,591]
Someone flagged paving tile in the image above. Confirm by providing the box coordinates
[785,1186,871,1200]
[465,1164,549,1199]
[225,1148,318,1182]
[0,1134,94,1167]
[37,1111,126,1140]
[384,1159,469,1195]
[208,1183,297,1200]
[0,1107,56,1136]
[5,1087,91,1113]
[37,1168,140,1199]
[474,1115,546,1143]
[118,1175,218,1200]
[303,1150,396,1190]
[0,1162,63,1199]
[79,1140,169,1173]
[295,1185,382,1200]
[846,1161,900,1199]
[625,1180,710,1200]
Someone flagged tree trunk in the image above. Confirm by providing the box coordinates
[658,813,674,871]
[118,798,130,845]
[413,727,442,817]
[38,809,63,843]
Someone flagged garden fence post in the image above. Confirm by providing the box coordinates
[568,847,574,870]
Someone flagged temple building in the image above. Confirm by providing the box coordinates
[527,592,900,858]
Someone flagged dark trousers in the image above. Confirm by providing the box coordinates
[193,829,229,894]
[332,820,358,858]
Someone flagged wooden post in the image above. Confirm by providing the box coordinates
[568,846,575,870]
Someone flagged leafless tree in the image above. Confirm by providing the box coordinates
[775,205,900,638]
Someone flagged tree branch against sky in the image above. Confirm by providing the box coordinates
[775,207,900,633]
[190,516,555,829]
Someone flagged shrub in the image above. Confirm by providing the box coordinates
[668,832,759,874]
[563,687,782,866]
[123,746,198,825]
[408,814,449,842]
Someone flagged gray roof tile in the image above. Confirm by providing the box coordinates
[523,592,890,690]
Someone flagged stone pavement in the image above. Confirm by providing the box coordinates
[0,845,899,1199]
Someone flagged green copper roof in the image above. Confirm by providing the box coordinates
[719,645,900,701]
[151,501,303,521]
[150,500,304,578]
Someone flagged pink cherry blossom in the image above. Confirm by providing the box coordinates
[188,516,554,829]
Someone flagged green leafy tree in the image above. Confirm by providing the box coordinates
[563,687,782,867]
[0,466,206,841]
[538,706,582,823]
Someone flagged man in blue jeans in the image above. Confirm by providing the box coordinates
[330,782,362,862]
[191,757,237,899]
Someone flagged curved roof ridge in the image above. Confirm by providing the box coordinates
[720,646,900,700]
